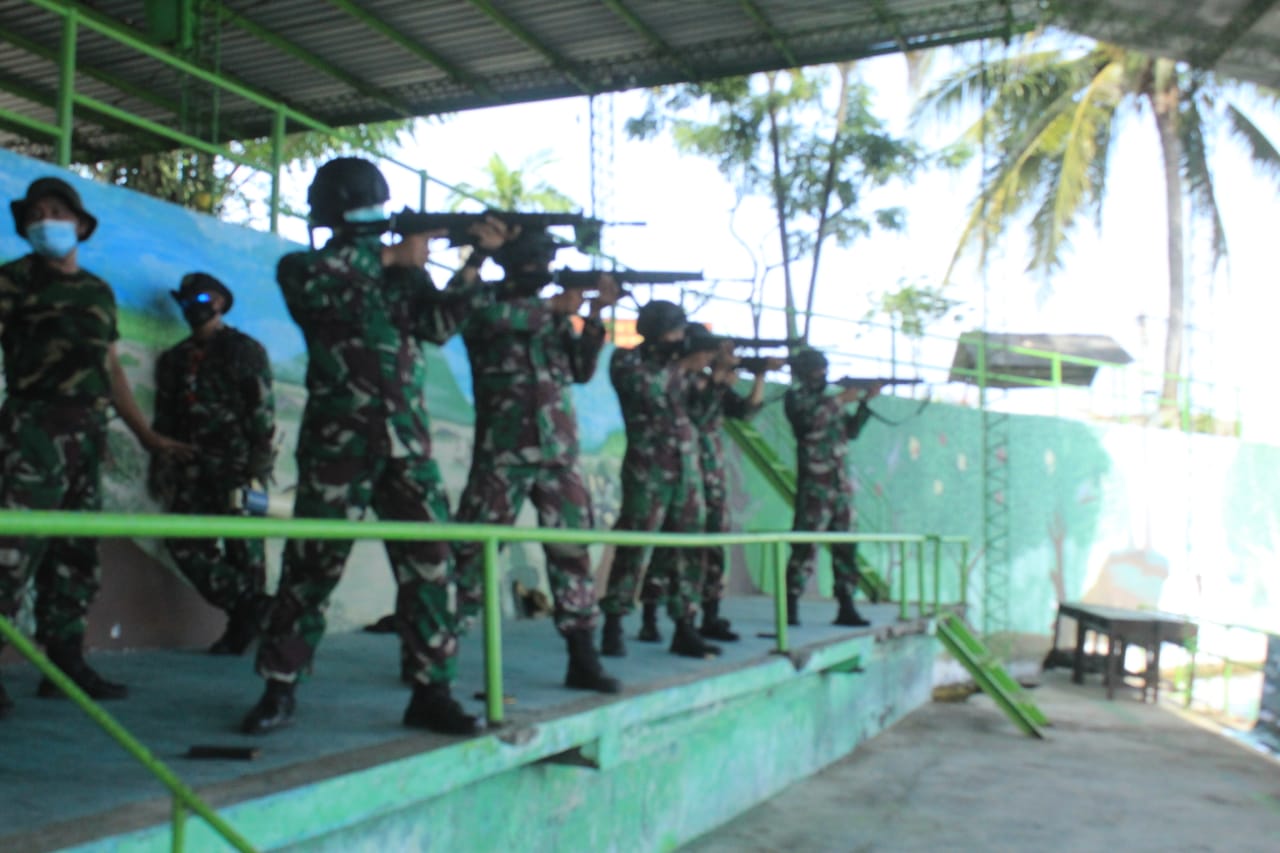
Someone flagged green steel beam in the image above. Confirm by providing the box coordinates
[209,3,416,118]
[0,615,258,852]
[321,0,496,100]
[0,27,180,116]
[0,105,60,137]
[737,0,798,67]
[598,0,700,80]
[76,92,262,169]
[466,0,594,94]
[55,7,76,165]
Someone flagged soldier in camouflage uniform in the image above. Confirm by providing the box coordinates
[447,227,621,694]
[150,272,275,655]
[0,177,190,719]
[638,325,780,644]
[784,348,878,627]
[241,158,502,737]
[599,300,722,659]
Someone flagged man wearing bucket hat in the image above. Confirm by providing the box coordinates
[150,272,276,657]
[0,176,191,719]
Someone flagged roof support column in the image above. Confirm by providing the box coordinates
[56,8,77,166]
[269,107,285,233]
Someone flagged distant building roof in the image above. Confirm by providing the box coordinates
[949,332,1134,388]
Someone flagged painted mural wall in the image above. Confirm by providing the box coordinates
[1,150,1275,653]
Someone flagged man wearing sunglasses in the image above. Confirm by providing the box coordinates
[150,272,276,656]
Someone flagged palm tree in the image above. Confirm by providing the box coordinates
[914,37,1280,414]
[446,151,576,212]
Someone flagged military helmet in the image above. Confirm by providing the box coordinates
[635,299,686,340]
[682,322,723,354]
[790,348,829,376]
[172,272,234,314]
[10,176,98,240]
[307,157,390,228]
[494,226,562,271]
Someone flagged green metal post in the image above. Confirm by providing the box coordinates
[419,171,428,210]
[1051,354,1062,416]
[0,616,256,852]
[482,536,504,726]
[898,542,908,621]
[773,540,788,653]
[931,537,941,615]
[915,540,925,617]
[960,541,969,609]
[56,9,77,165]
[269,108,285,233]
[171,798,186,853]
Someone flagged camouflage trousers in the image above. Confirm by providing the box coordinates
[452,461,598,636]
[255,452,457,686]
[787,479,859,598]
[165,479,266,615]
[642,453,728,607]
[0,400,106,652]
[602,453,706,621]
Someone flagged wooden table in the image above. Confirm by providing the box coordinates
[1045,602,1198,701]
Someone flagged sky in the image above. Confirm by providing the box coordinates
[261,50,1280,439]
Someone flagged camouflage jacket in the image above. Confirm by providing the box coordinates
[688,375,761,467]
[152,325,275,487]
[461,294,605,467]
[278,234,495,461]
[610,343,698,474]
[0,253,117,409]
[785,380,872,488]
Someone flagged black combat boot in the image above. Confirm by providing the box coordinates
[637,602,662,642]
[601,612,626,657]
[241,679,296,734]
[670,620,722,659]
[564,629,621,693]
[833,586,871,627]
[0,678,12,719]
[699,599,739,642]
[38,639,128,700]
[403,682,482,735]
[787,593,800,627]
[209,595,268,656]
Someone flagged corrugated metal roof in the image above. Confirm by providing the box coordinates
[0,1,1276,160]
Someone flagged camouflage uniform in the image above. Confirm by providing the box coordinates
[784,380,872,598]
[152,326,275,617]
[600,344,705,622]
[452,296,604,636]
[0,254,116,652]
[255,234,494,687]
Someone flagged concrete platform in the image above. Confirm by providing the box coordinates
[0,597,932,852]
[686,670,1280,852]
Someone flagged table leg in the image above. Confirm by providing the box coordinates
[1106,634,1118,700]
[1152,644,1162,703]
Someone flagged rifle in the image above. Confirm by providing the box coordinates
[833,377,925,391]
[552,269,704,290]
[383,208,612,252]
[727,336,803,349]
[737,355,787,374]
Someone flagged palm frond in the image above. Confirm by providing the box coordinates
[1181,101,1228,266]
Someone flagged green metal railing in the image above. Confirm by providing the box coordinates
[0,509,970,850]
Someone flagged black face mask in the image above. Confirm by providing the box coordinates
[647,339,683,362]
[508,268,553,297]
[175,291,217,329]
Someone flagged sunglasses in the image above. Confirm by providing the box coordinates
[178,292,213,308]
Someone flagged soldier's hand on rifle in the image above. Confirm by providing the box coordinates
[587,274,621,318]
[382,231,440,269]
[547,288,586,315]
[755,356,787,375]
[469,215,516,252]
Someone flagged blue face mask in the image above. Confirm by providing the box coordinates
[26,219,80,259]
[343,204,387,224]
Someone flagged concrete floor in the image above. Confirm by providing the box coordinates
[684,671,1280,853]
